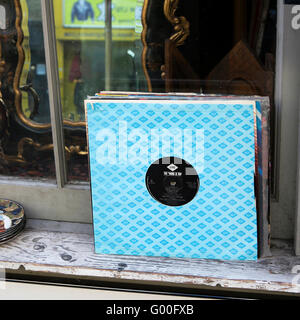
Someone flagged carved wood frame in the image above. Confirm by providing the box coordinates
[6,0,86,132]
[141,0,190,92]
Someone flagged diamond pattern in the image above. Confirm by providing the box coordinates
[86,100,258,261]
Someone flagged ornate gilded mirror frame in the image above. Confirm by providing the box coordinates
[2,0,191,131]
[141,0,190,92]
[0,0,192,167]
[0,0,89,168]
[1,0,86,133]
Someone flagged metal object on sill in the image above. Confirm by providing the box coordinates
[0,199,26,244]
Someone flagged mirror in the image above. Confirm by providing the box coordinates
[17,0,149,130]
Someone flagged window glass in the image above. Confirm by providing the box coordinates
[53,0,147,182]
[53,0,277,182]
[0,0,55,180]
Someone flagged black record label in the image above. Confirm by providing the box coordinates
[145,157,200,207]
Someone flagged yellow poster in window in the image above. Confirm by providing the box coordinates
[63,0,136,28]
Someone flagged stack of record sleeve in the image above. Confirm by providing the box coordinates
[0,199,26,244]
[85,92,271,259]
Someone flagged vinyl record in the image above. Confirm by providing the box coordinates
[145,157,200,207]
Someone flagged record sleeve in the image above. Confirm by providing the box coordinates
[85,94,270,261]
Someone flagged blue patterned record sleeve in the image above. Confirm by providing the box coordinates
[86,100,257,261]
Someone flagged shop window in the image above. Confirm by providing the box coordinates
[0,0,277,184]
[57,0,276,183]
[9,0,300,240]
[52,0,148,182]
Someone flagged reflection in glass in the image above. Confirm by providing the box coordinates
[53,0,277,183]
[53,0,147,182]
[0,0,55,179]
[56,0,147,122]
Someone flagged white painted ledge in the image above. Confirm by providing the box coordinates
[0,219,299,295]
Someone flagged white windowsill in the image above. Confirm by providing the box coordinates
[0,219,299,297]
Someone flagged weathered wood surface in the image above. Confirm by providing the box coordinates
[0,220,299,295]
